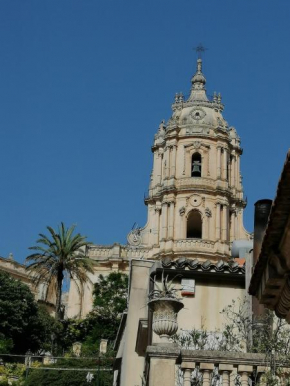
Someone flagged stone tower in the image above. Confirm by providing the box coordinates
[138,58,250,261]
[67,58,251,318]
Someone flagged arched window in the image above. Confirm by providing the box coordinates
[187,211,202,239]
[191,153,202,177]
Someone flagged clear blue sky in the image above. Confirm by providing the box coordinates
[0,0,290,263]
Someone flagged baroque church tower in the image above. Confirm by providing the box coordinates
[138,58,250,261]
[67,59,251,318]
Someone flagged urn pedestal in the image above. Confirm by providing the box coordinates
[148,298,184,343]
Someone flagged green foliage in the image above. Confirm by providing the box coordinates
[173,327,211,350]
[59,318,91,351]
[93,272,128,319]
[220,297,290,359]
[26,223,93,320]
[175,298,290,385]
[2,363,25,377]
[24,358,113,386]
[0,334,13,354]
[149,271,182,300]
[82,272,129,345]
[0,272,59,354]
[58,272,128,355]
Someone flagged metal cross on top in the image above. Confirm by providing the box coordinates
[194,44,208,59]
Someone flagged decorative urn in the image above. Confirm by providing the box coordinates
[148,297,184,342]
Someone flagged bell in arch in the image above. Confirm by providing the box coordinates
[191,153,202,177]
[192,161,201,174]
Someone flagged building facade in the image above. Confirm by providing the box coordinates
[68,58,251,319]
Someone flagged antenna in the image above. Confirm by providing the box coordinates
[193,43,208,59]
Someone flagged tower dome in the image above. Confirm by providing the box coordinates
[138,58,251,261]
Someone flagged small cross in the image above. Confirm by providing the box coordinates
[193,44,208,59]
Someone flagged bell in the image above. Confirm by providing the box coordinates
[192,161,201,174]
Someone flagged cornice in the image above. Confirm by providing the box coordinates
[161,257,245,275]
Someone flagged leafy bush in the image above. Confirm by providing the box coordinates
[25,358,113,386]
[0,272,60,354]
[59,272,128,355]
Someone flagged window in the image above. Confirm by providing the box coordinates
[191,153,202,177]
[187,210,202,239]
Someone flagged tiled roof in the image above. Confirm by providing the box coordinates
[161,257,245,274]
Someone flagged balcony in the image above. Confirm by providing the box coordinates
[146,346,290,386]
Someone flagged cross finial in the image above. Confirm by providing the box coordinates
[194,44,208,59]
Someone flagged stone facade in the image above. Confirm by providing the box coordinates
[0,255,56,315]
[67,59,251,319]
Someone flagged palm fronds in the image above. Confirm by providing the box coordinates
[26,223,93,320]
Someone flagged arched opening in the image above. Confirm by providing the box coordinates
[187,211,202,239]
[191,153,202,177]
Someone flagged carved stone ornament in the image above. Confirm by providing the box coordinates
[205,207,212,217]
[127,228,142,246]
[193,141,201,149]
[179,206,186,216]
[188,194,202,207]
[190,107,206,121]
[148,298,184,343]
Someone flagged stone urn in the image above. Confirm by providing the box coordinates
[148,298,184,343]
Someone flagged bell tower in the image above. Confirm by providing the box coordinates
[139,58,250,261]
[68,58,252,319]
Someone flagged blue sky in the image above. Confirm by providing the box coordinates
[0,0,290,263]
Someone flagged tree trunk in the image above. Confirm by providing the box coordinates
[55,270,64,320]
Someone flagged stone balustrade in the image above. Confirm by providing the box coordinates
[88,244,150,261]
[176,177,216,191]
[175,239,215,251]
[146,346,290,386]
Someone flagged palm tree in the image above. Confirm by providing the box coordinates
[26,223,94,320]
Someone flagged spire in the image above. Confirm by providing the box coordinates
[188,58,208,102]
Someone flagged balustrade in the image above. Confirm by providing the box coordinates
[147,346,290,386]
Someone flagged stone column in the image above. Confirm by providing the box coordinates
[170,145,177,178]
[230,210,236,241]
[235,155,239,190]
[203,214,208,239]
[161,202,168,240]
[228,155,232,186]
[206,148,210,176]
[231,155,236,188]
[203,151,209,177]
[217,146,221,179]
[155,207,161,245]
[237,155,241,190]
[147,346,180,386]
[181,362,195,386]
[218,364,233,386]
[164,147,169,179]
[156,152,162,185]
[168,201,175,240]
[222,204,228,241]
[200,363,214,386]
[238,365,253,386]
[215,203,221,240]
[222,148,228,180]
